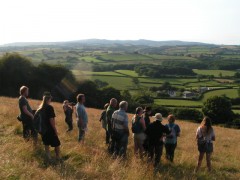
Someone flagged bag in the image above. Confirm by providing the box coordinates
[164,124,177,144]
[131,116,143,134]
[33,109,47,135]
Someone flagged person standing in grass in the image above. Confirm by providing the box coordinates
[143,106,152,152]
[63,100,73,132]
[106,98,118,153]
[76,94,88,144]
[18,86,37,142]
[195,117,215,172]
[145,113,171,167]
[131,107,146,158]
[99,103,109,144]
[164,114,181,162]
[38,93,61,161]
[111,101,129,157]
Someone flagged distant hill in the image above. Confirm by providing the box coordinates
[1,39,212,47]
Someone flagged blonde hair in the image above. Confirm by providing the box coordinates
[19,86,28,95]
[200,116,213,135]
[38,95,52,111]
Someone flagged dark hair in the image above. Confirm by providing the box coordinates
[77,94,85,103]
[144,106,152,112]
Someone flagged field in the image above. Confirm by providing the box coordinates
[0,97,239,179]
[193,69,236,77]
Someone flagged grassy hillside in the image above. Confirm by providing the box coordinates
[0,97,240,179]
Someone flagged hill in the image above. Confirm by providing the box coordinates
[0,97,239,179]
[1,39,211,47]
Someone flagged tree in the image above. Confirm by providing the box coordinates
[202,96,234,124]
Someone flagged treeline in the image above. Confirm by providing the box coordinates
[92,64,135,72]
[162,60,240,70]
[0,53,75,100]
[134,64,195,77]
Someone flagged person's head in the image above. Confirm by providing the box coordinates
[168,114,176,124]
[104,103,109,110]
[135,107,143,116]
[20,86,29,97]
[119,101,128,111]
[200,116,212,133]
[154,113,163,122]
[144,106,152,115]
[39,93,52,110]
[77,94,85,104]
[110,98,118,108]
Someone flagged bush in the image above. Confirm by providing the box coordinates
[172,108,203,122]
[202,96,234,124]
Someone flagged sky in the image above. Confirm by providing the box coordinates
[0,0,240,45]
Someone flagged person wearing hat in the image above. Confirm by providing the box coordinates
[37,92,61,161]
[145,113,171,167]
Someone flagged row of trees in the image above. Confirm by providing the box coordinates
[134,64,195,77]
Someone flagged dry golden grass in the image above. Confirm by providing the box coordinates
[0,96,239,180]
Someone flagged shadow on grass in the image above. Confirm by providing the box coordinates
[153,162,197,179]
[32,147,81,179]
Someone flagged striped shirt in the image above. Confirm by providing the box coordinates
[112,109,128,132]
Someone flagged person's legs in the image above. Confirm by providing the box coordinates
[169,143,177,162]
[22,121,30,140]
[119,134,128,158]
[69,120,73,130]
[45,145,51,160]
[78,127,84,142]
[55,146,61,160]
[106,129,110,144]
[195,152,205,172]
[148,143,154,162]
[165,143,171,160]
[206,153,212,172]
[154,143,163,167]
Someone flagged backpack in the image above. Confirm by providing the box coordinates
[132,116,143,134]
[164,124,177,144]
[33,109,47,135]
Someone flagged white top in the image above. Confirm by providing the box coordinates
[196,127,215,143]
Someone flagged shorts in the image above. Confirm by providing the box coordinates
[42,131,61,147]
[198,142,213,153]
[134,133,146,146]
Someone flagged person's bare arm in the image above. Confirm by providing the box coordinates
[50,118,58,135]
[22,105,34,119]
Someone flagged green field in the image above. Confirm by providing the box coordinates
[72,70,125,76]
[193,69,236,77]
[202,89,239,101]
[115,70,145,77]
[99,54,153,61]
[155,99,202,107]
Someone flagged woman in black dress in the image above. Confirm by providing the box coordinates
[38,93,61,160]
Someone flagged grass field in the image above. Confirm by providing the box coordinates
[154,99,202,107]
[114,70,145,77]
[0,97,239,179]
[193,69,236,77]
[202,89,239,102]
[99,54,153,61]
[72,70,125,77]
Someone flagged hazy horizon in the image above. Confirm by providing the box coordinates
[1,0,240,45]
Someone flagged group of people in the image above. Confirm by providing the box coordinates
[18,85,216,172]
[99,99,181,166]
